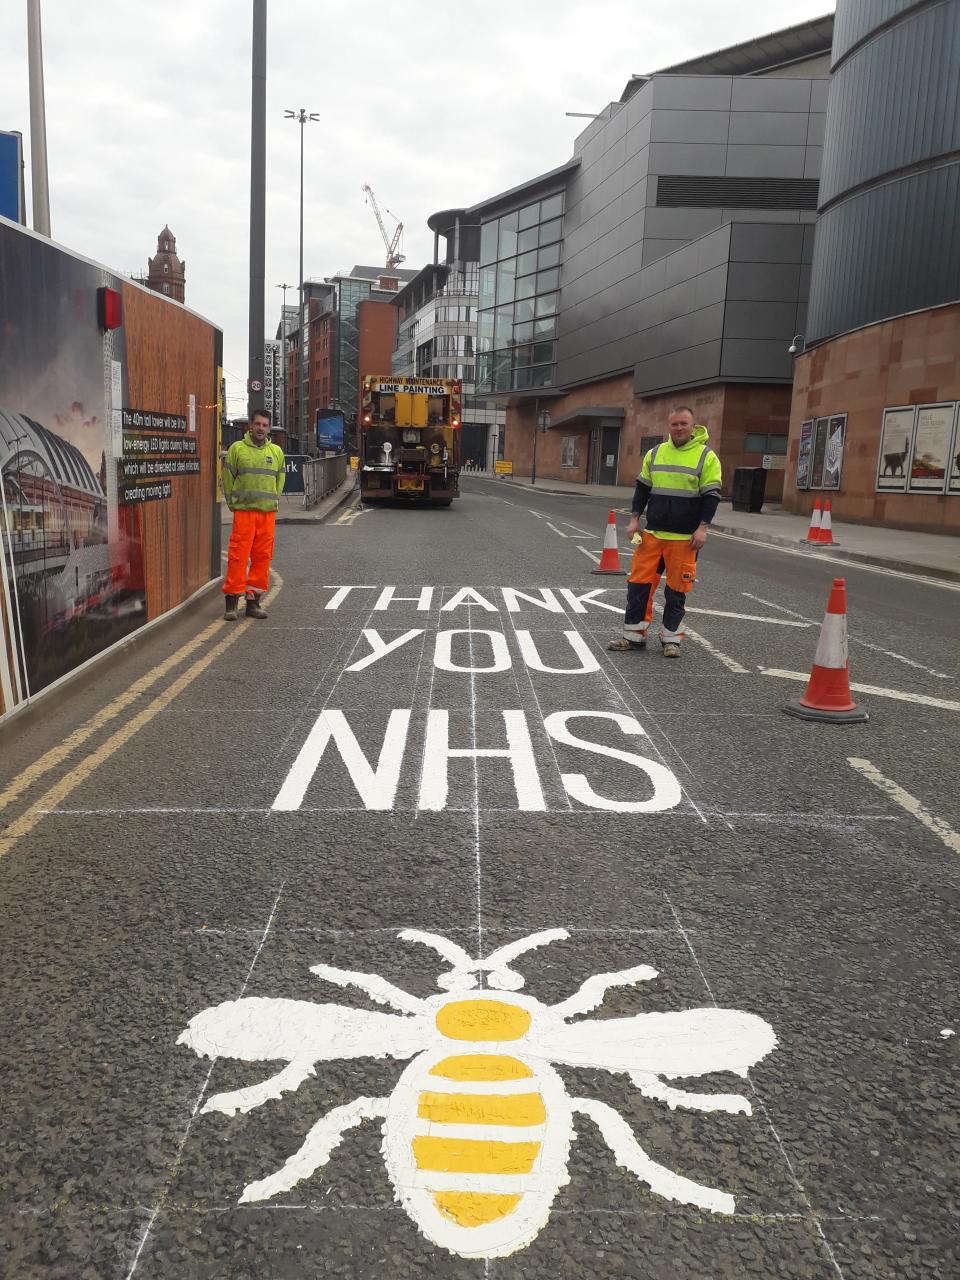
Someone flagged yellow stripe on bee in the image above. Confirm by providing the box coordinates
[412,1136,540,1175]
[432,1191,522,1228]
[418,1091,546,1127]
[429,1054,533,1082]
[435,1000,532,1042]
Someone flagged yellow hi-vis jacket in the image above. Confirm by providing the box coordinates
[223,433,286,512]
[635,425,722,540]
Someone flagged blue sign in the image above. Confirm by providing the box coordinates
[316,409,344,451]
[0,132,24,224]
[283,454,308,494]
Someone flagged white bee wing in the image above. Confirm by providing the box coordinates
[178,997,430,1065]
[533,1008,776,1078]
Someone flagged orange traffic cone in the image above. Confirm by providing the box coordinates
[817,499,835,545]
[591,510,626,576]
[784,578,868,723]
[806,499,822,543]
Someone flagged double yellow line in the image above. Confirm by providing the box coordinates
[0,572,283,860]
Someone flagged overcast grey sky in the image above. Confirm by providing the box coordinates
[2,1,832,414]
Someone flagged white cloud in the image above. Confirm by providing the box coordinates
[1,0,832,412]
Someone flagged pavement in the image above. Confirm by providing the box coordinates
[480,471,960,583]
[1,477,958,1279]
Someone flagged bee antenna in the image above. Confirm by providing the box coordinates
[480,928,569,987]
[398,929,477,988]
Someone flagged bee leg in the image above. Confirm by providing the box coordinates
[630,1072,752,1116]
[551,965,659,1017]
[202,1059,317,1117]
[239,1096,389,1204]
[573,1096,735,1215]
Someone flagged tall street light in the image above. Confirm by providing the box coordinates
[284,108,318,451]
[276,282,292,441]
[26,0,51,235]
[248,0,267,420]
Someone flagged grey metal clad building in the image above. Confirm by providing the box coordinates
[807,0,960,343]
[444,15,836,488]
[786,0,960,534]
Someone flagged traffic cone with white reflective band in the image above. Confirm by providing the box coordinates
[783,578,868,723]
[817,499,834,545]
[806,499,822,543]
[591,510,626,575]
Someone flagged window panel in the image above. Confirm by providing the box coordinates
[538,243,561,269]
[518,226,538,254]
[514,320,534,343]
[480,221,498,264]
[744,433,766,452]
[479,267,496,310]
[494,305,514,347]
[498,210,518,258]
[513,367,533,390]
[516,275,536,300]
[533,317,557,338]
[477,310,495,353]
[532,341,555,364]
[539,217,563,245]
[514,297,535,324]
[531,365,554,388]
[517,249,538,277]
[768,435,788,455]
[540,192,564,221]
[518,202,539,230]
[496,260,516,305]
[536,268,560,293]
[535,292,558,317]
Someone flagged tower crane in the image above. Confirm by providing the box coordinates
[362,184,405,272]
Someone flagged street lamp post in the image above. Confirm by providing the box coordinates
[26,0,51,236]
[530,400,550,486]
[248,0,267,421]
[276,282,292,439]
[284,108,318,452]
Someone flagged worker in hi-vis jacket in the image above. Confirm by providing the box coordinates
[608,406,722,659]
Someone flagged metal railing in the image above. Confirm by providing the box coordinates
[303,453,348,509]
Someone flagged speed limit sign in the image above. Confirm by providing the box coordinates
[249,379,263,393]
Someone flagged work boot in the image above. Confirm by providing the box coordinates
[245,593,268,619]
[607,637,646,652]
[223,594,240,621]
[662,643,681,659]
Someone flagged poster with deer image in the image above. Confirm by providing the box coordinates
[876,406,915,492]
[908,403,953,493]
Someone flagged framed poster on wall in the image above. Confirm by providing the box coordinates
[876,406,915,491]
[796,420,814,489]
[908,403,954,493]
[809,418,829,489]
[821,415,846,490]
[948,404,960,495]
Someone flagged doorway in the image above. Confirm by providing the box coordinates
[588,421,621,485]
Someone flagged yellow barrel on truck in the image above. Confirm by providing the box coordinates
[359,376,462,506]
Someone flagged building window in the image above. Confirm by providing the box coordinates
[476,189,565,393]
[163,263,169,273]
[162,283,170,295]
[745,433,787,454]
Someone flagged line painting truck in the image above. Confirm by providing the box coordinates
[359,375,462,506]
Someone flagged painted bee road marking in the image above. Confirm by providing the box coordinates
[178,930,777,1259]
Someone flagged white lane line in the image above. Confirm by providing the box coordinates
[685,607,811,628]
[650,604,749,675]
[545,522,569,538]
[713,529,960,593]
[760,669,960,712]
[742,593,953,679]
[848,759,960,855]
[560,520,600,536]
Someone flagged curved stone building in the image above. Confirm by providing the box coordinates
[786,0,960,531]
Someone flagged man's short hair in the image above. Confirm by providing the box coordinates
[251,407,272,425]
[669,405,695,420]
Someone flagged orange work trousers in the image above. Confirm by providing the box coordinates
[623,531,697,642]
[224,509,276,597]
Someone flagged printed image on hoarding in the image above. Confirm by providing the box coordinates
[796,420,814,489]
[821,415,846,491]
[0,235,146,698]
[876,407,915,492]
[908,403,953,493]
[948,405,960,495]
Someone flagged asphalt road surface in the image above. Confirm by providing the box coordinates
[2,478,958,1279]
